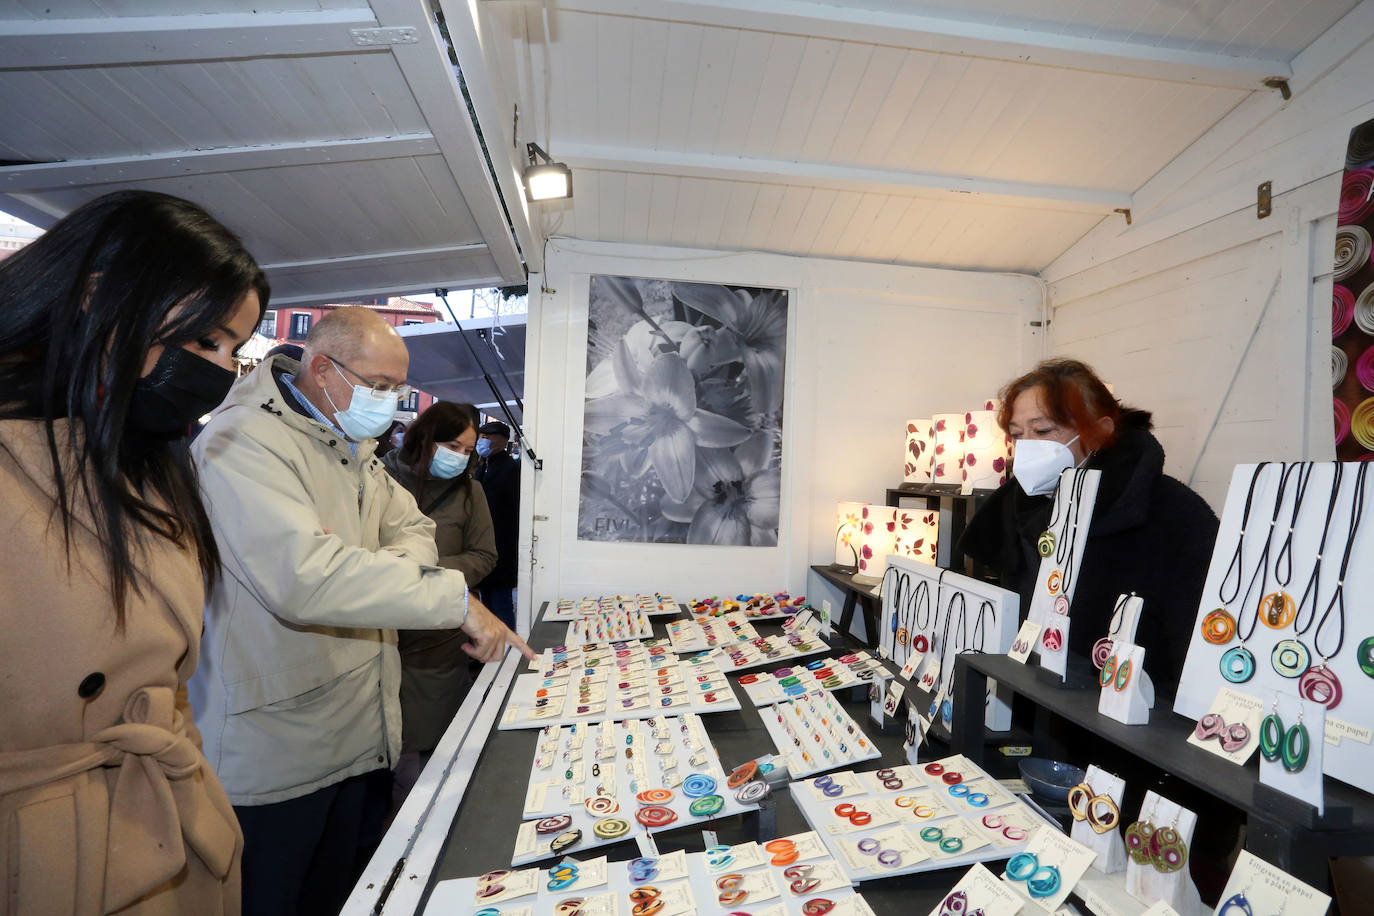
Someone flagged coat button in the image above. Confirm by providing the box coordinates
[77,672,106,699]
[341,458,349,465]
[376,755,385,764]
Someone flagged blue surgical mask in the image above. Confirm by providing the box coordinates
[430,444,469,479]
[324,360,398,441]
[475,437,493,458]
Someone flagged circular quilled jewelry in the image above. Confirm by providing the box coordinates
[1201,608,1236,645]
[1360,636,1374,678]
[1270,639,1310,678]
[1219,646,1255,684]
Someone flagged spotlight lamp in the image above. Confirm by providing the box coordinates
[523,142,573,202]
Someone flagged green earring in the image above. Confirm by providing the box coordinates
[1259,705,1283,762]
[1282,712,1310,773]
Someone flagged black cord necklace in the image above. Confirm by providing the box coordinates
[1051,468,1089,598]
[971,598,996,652]
[1274,462,1315,593]
[1293,463,1344,636]
[1216,462,1271,606]
[1244,462,1301,631]
[1092,592,1133,670]
[1300,462,1368,710]
[1036,475,1067,557]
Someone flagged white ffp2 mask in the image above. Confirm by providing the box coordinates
[1013,435,1080,497]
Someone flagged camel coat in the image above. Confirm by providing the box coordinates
[0,420,242,916]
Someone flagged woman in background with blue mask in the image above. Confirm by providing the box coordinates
[960,358,1218,694]
[382,401,496,790]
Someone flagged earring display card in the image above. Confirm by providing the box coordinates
[1027,468,1103,680]
[689,592,809,620]
[547,593,682,620]
[1185,686,1264,765]
[666,612,759,652]
[1214,850,1332,916]
[925,863,1026,916]
[703,625,830,672]
[1097,642,1152,726]
[836,826,931,878]
[1257,694,1327,814]
[1067,765,1127,875]
[760,690,881,778]
[566,608,654,644]
[1008,620,1042,664]
[1124,791,1204,914]
[1175,462,1374,796]
[499,644,740,730]
[999,825,1097,912]
[737,652,883,706]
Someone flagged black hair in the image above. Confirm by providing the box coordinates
[0,190,269,627]
[400,400,480,491]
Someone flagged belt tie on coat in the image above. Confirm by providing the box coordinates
[0,686,239,912]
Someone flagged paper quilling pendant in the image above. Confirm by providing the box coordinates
[1219,646,1255,683]
[1360,636,1374,678]
[1201,608,1236,645]
[1036,531,1056,557]
[1298,665,1342,709]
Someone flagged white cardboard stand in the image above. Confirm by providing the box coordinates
[1113,594,1145,645]
[1097,643,1153,726]
[1213,850,1332,916]
[1028,468,1102,680]
[1123,792,1206,916]
[1069,765,1128,875]
[1258,693,1326,815]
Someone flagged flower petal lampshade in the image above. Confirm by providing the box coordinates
[892,507,939,566]
[931,414,966,486]
[903,419,935,484]
[961,409,1011,494]
[834,500,867,568]
[854,504,897,581]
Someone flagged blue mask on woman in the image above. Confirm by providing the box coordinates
[429,444,469,479]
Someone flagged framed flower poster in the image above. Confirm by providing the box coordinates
[577,275,789,545]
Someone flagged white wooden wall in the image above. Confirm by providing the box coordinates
[516,239,1038,616]
[1043,13,1374,510]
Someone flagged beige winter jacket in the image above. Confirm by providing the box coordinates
[189,356,469,806]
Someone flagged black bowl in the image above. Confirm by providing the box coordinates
[1018,757,1085,804]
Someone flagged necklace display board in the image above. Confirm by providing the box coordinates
[430,832,879,915]
[702,625,830,672]
[1123,792,1205,916]
[880,555,1019,732]
[512,714,758,866]
[666,612,760,653]
[1174,462,1374,796]
[500,643,739,729]
[548,593,682,620]
[760,690,881,777]
[790,755,1039,882]
[690,592,809,620]
[566,608,654,644]
[1027,468,1102,680]
[737,652,883,705]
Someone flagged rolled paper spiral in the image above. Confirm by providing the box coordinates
[1335,284,1357,336]
[1335,397,1352,446]
[1334,345,1350,389]
[1357,283,1374,334]
[1334,225,1372,282]
[1353,397,1374,450]
[1359,345,1374,393]
[1349,121,1374,167]
[1340,168,1374,224]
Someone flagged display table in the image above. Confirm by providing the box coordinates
[344,603,1027,916]
[949,651,1374,891]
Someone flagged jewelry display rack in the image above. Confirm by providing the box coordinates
[1026,467,1102,681]
[547,594,683,620]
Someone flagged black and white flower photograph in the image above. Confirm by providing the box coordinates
[577,274,789,545]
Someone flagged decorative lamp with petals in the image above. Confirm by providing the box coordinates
[833,500,867,571]
[891,507,939,567]
[853,504,897,584]
[903,419,935,484]
[931,413,966,488]
[960,407,1012,495]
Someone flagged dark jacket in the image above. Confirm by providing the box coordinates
[959,413,1219,694]
[382,450,497,752]
[474,450,521,589]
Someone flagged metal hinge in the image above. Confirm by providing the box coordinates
[351,26,419,46]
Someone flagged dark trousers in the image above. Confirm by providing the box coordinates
[235,768,392,916]
[478,586,516,631]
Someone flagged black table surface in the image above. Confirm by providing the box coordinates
[422,605,1013,913]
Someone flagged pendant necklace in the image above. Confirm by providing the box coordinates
[1202,462,1269,646]
[971,598,996,653]
[1037,475,1067,557]
[1093,592,1132,670]
[1275,463,1342,679]
[1260,463,1311,632]
[928,591,968,726]
[1048,468,1089,605]
[1302,461,1368,708]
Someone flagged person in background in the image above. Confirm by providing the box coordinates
[190,307,535,916]
[474,419,521,630]
[382,400,496,792]
[0,190,265,915]
[375,418,407,459]
[959,358,1218,693]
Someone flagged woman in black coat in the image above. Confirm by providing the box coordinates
[959,358,1219,695]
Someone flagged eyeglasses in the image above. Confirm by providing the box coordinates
[327,356,412,400]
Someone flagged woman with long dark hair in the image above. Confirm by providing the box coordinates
[0,190,267,914]
[381,401,496,773]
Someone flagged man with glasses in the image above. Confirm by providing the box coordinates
[190,306,535,916]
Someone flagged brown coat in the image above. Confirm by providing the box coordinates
[0,420,242,915]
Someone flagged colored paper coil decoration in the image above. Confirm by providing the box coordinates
[1356,283,1374,334]
[1334,345,1350,389]
[1334,225,1372,281]
[1359,345,1374,393]
[1335,397,1352,446]
[1352,397,1374,449]
[1339,168,1374,223]
[1335,284,1356,336]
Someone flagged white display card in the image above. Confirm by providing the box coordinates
[632,849,689,883]
[837,827,931,877]
[1009,621,1043,664]
[1068,765,1127,875]
[882,554,1020,731]
[548,855,608,892]
[1144,903,1183,916]
[1185,686,1264,766]
[1000,826,1097,912]
[761,690,881,778]
[1214,850,1332,916]
[778,830,832,863]
[1257,693,1327,815]
[708,625,830,672]
[547,594,680,620]
[975,804,1051,850]
[737,652,882,706]
[925,818,990,859]
[665,612,758,653]
[473,866,540,903]
[858,765,921,795]
[1028,468,1103,680]
[1097,642,1152,726]
[926,863,1027,916]
[1175,462,1374,796]
[803,770,867,801]
[884,681,906,717]
[566,608,653,644]
[827,803,899,836]
[1124,792,1206,915]
[879,788,959,825]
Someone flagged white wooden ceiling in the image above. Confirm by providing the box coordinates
[474,0,1364,273]
[0,0,535,306]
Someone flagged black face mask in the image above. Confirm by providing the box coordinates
[128,347,237,436]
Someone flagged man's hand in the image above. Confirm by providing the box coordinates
[460,593,538,664]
